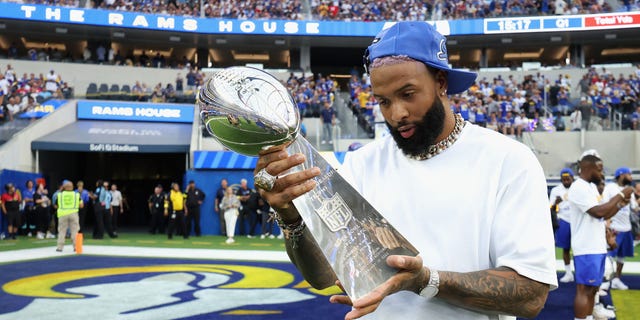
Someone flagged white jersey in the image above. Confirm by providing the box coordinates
[602,183,637,232]
[568,178,605,255]
[110,190,122,207]
[45,73,58,92]
[339,123,557,320]
[549,184,572,222]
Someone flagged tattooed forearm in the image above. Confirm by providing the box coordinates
[437,267,549,318]
[285,227,337,289]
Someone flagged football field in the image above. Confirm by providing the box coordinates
[1,234,639,319]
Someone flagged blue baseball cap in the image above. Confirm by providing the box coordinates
[365,22,477,95]
[615,167,631,178]
[560,168,574,177]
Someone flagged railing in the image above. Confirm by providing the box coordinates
[612,110,623,131]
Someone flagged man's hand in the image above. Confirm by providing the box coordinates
[254,144,320,222]
[554,196,563,205]
[621,186,634,199]
[329,255,426,320]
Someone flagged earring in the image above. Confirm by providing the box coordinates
[441,91,447,96]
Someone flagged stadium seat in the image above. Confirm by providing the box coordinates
[97,83,109,99]
[106,84,120,100]
[120,85,131,101]
[85,83,99,99]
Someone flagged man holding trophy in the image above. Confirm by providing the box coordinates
[200,22,557,320]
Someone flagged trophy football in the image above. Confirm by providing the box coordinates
[198,66,418,299]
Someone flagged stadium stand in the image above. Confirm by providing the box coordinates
[347,65,640,136]
[0,63,71,123]
[19,0,628,21]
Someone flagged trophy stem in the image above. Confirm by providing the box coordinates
[286,137,418,300]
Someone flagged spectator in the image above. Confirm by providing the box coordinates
[108,46,115,64]
[1,183,22,240]
[175,73,184,92]
[96,44,107,63]
[82,46,92,62]
[320,100,336,145]
[44,70,59,93]
[8,42,18,59]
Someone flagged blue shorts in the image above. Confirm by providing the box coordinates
[574,254,606,287]
[555,219,571,250]
[608,231,634,258]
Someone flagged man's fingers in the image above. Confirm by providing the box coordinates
[386,255,423,271]
[345,302,381,320]
[254,149,289,174]
[267,180,317,206]
[263,153,309,178]
[257,143,290,156]
[272,167,321,191]
[351,287,386,309]
[329,294,352,306]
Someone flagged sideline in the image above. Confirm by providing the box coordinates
[0,245,291,264]
[2,246,640,274]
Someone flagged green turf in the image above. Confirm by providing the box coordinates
[0,233,287,252]
[611,290,640,320]
[555,247,640,262]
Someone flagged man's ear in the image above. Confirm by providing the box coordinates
[435,70,448,95]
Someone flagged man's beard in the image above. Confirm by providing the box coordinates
[386,96,446,157]
[621,177,633,186]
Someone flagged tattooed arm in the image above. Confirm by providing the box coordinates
[332,257,549,320]
[437,266,549,318]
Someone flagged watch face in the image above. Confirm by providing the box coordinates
[420,286,438,298]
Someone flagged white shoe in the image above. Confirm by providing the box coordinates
[246,235,254,239]
[225,238,235,244]
[46,232,55,239]
[611,277,629,290]
[559,272,574,283]
[277,234,284,239]
[27,232,32,237]
[268,234,275,239]
[36,232,44,240]
[260,234,266,239]
[593,303,616,319]
[321,140,326,144]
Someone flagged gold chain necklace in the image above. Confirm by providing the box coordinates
[408,113,465,161]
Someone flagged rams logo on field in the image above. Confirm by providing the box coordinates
[0,261,343,319]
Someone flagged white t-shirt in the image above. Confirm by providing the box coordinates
[339,123,557,320]
[568,178,605,255]
[602,183,637,232]
[549,184,572,222]
[110,190,122,207]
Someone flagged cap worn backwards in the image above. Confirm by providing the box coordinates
[560,168,574,177]
[615,167,631,178]
[366,21,477,95]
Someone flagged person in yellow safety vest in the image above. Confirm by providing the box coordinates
[55,180,83,252]
[167,182,188,240]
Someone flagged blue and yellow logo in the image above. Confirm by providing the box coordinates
[0,256,345,319]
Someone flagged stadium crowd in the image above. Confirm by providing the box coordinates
[312,0,613,21]
[347,65,640,139]
[19,0,636,21]
[0,64,71,123]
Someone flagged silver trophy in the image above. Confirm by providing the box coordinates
[198,66,418,300]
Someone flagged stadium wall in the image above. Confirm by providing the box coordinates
[0,99,77,172]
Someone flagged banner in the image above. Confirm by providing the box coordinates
[0,3,465,36]
[76,100,194,123]
[1,3,639,36]
[19,99,67,119]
